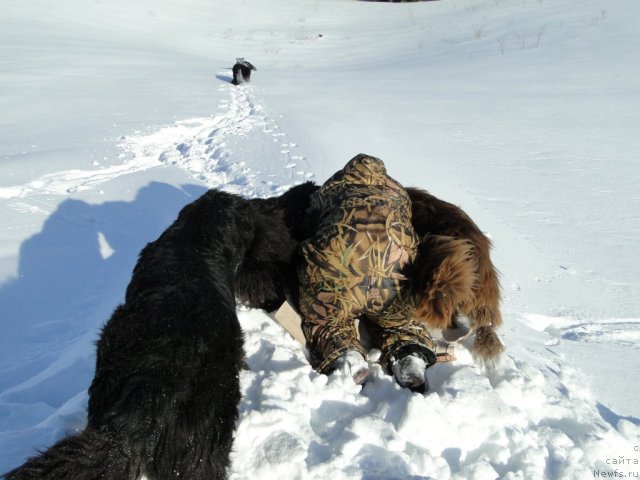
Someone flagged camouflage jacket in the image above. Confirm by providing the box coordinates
[301,154,418,286]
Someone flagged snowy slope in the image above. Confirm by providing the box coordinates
[1,0,639,478]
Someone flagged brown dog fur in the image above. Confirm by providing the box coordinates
[406,188,504,359]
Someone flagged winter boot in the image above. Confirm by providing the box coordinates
[390,346,437,393]
[333,350,370,385]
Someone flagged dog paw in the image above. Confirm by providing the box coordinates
[473,326,504,359]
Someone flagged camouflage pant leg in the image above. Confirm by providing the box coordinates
[366,291,435,373]
[300,275,432,374]
[298,277,367,374]
[298,200,419,374]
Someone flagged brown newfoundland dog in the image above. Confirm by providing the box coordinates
[406,187,504,360]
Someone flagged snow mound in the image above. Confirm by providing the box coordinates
[232,309,640,479]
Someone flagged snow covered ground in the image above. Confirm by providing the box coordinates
[1,0,639,478]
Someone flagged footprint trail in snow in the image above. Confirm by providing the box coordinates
[0,83,313,201]
[122,82,314,197]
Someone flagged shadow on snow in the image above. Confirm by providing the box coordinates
[0,181,206,472]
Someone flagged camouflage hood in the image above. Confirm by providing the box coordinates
[309,154,414,226]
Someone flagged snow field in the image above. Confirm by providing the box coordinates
[1,0,639,477]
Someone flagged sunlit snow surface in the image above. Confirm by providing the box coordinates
[1,0,638,478]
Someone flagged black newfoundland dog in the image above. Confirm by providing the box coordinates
[231,58,256,86]
[4,183,316,480]
[5,176,502,479]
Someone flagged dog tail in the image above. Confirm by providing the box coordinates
[410,234,478,330]
[4,427,139,480]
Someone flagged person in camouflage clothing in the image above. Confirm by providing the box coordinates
[298,154,437,387]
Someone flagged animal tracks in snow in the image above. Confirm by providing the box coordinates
[523,313,640,347]
[0,83,313,202]
[123,83,314,197]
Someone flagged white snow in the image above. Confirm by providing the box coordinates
[1,0,638,478]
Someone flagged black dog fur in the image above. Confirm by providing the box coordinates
[4,176,501,478]
[4,182,316,480]
[231,59,256,86]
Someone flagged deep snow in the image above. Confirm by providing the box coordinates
[1,0,638,478]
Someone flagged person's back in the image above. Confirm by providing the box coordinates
[303,154,417,286]
[298,154,433,387]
